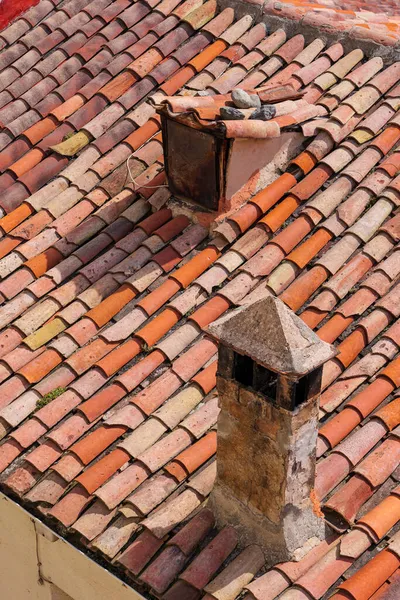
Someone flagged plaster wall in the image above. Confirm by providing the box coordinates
[0,493,144,600]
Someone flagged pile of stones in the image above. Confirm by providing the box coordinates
[220,88,277,121]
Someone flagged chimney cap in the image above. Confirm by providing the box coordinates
[206,295,337,376]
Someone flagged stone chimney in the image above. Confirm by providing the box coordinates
[206,296,337,563]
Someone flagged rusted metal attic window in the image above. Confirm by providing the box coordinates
[155,85,306,217]
[163,119,222,212]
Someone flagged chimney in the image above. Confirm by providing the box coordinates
[206,296,337,563]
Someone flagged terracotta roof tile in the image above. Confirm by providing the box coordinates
[70,424,127,464]
[75,447,130,493]
[204,545,264,600]
[46,413,91,451]
[48,485,92,527]
[118,529,164,575]
[337,549,400,599]
[357,492,400,541]
[180,526,238,589]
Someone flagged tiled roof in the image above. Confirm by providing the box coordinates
[0,1,399,599]
[240,0,400,47]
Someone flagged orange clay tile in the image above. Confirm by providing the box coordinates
[165,461,187,482]
[337,550,400,600]
[328,591,351,599]
[124,117,161,152]
[171,247,221,288]
[381,355,400,387]
[260,196,301,233]
[128,48,163,79]
[189,295,231,328]
[76,448,131,494]
[291,165,332,200]
[192,361,217,394]
[373,126,400,155]
[9,148,46,178]
[273,216,313,254]
[138,279,181,316]
[318,314,354,343]
[301,307,327,330]
[287,229,332,269]
[318,408,361,449]
[23,116,57,145]
[290,151,318,174]
[161,67,195,97]
[86,285,137,328]
[167,431,217,479]
[346,377,395,418]
[79,385,127,423]
[189,40,228,72]
[230,204,262,234]
[100,72,138,102]
[375,397,400,431]
[336,328,368,368]
[180,430,217,474]
[13,210,53,240]
[117,349,165,392]
[51,96,85,121]
[253,173,298,214]
[71,425,128,465]
[280,266,328,311]
[0,203,35,233]
[25,248,64,278]
[136,307,180,347]
[0,237,21,260]
[67,339,118,375]
[274,115,296,128]
[18,349,62,384]
[357,494,400,541]
[1,6,400,594]
[96,338,142,378]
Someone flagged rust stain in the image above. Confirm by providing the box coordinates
[310,488,324,518]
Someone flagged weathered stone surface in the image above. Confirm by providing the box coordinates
[220,107,245,120]
[209,484,326,565]
[250,105,277,121]
[232,88,261,109]
[215,386,320,524]
[207,296,337,376]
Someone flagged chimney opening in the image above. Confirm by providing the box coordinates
[278,367,323,411]
[233,351,278,401]
[232,350,322,411]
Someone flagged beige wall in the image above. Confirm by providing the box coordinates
[0,493,144,600]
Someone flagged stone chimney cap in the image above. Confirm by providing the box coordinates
[206,295,337,376]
